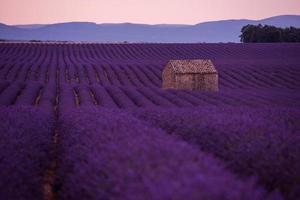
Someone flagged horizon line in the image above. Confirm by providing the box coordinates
[4,14,300,26]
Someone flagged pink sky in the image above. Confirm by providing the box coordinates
[0,0,299,25]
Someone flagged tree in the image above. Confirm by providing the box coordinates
[240,24,300,43]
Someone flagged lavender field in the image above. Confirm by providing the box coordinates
[0,42,300,200]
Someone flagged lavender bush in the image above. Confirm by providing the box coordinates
[55,108,277,200]
[0,106,55,199]
[133,106,300,199]
[0,42,299,199]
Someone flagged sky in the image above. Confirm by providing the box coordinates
[0,0,299,25]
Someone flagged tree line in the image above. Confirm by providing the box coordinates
[240,24,300,43]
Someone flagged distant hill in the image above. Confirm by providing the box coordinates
[1,15,300,43]
[14,24,46,29]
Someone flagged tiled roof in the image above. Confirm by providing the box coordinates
[167,59,217,74]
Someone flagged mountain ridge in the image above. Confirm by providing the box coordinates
[1,15,300,43]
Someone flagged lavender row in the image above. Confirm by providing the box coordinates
[0,106,55,199]
[1,63,300,90]
[55,108,276,200]
[1,43,300,61]
[1,81,299,109]
[133,106,300,199]
[1,43,300,91]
